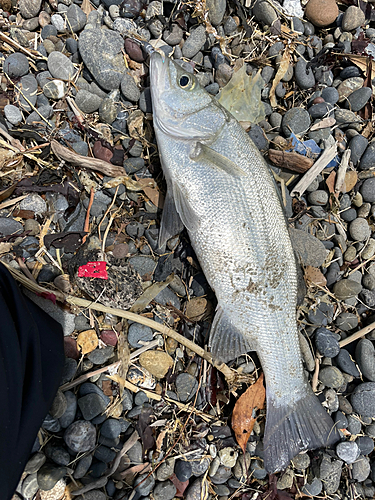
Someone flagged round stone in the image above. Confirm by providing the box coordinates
[302,478,322,496]
[18,0,42,18]
[4,104,22,126]
[59,390,77,428]
[352,382,375,417]
[175,460,193,482]
[342,5,365,31]
[337,349,360,377]
[153,481,177,500]
[139,350,173,378]
[336,441,360,464]
[356,436,374,455]
[305,0,338,27]
[175,373,199,402]
[48,51,76,81]
[121,72,140,102]
[43,79,66,99]
[349,218,370,241]
[319,366,344,389]
[352,455,371,481]
[19,193,47,214]
[333,279,362,300]
[321,86,339,104]
[356,339,375,382]
[295,58,315,90]
[281,107,311,136]
[49,390,67,419]
[75,89,103,114]
[335,312,358,331]
[360,141,375,170]
[134,472,155,496]
[65,4,87,32]
[350,135,368,165]
[253,0,277,25]
[219,447,238,468]
[315,327,340,358]
[100,418,122,439]
[346,87,372,112]
[37,465,67,491]
[182,24,207,59]
[25,453,46,474]
[360,177,375,203]
[64,420,96,452]
[128,323,154,348]
[307,190,329,206]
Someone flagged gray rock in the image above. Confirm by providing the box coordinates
[335,109,362,127]
[335,311,358,331]
[361,177,375,203]
[19,193,47,214]
[281,107,310,136]
[22,473,39,498]
[342,5,365,31]
[356,339,375,381]
[4,104,22,126]
[51,13,65,32]
[75,89,102,113]
[182,25,207,59]
[94,445,116,463]
[356,436,374,455]
[360,141,375,170]
[129,255,157,277]
[154,287,180,309]
[352,382,375,417]
[37,464,67,491]
[206,0,226,25]
[59,391,77,428]
[210,465,232,484]
[24,453,46,474]
[128,323,153,348]
[78,28,127,90]
[153,480,177,500]
[87,346,114,365]
[186,478,208,500]
[337,349,360,377]
[248,125,268,151]
[176,373,198,402]
[319,454,343,494]
[336,441,360,464]
[98,97,118,124]
[134,472,155,496]
[48,51,76,81]
[73,454,93,479]
[253,0,277,25]
[321,86,339,104]
[308,102,333,119]
[346,87,372,112]
[295,58,315,90]
[301,478,322,496]
[78,393,108,420]
[175,460,193,481]
[308,190,329,206]
[0,218,23,236]
[16,74,38,111]
[163,23,183,45]
[76,492,106,500]
[352,455,371,481]
[64,420,96,452]
[156,458,175,481]
[289,228,327,267]
[350,135,369,165]
[319,366,344,389]
[18,0,42,19]
[26,105,54,126]
[333,279,362,299]
[73,141,89,156]
[347,415,362,435]
[49,390,67,419]
[43,80,66,99]
[121,72,140,102]
[42,414,61,432]
[315,327,340,357]
[350,217,371,241]
[66,4,87,32]
[100,418,122,439]
[46,446,70,466]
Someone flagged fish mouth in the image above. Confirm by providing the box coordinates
[150,51,170,102]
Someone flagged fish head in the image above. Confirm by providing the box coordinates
[150,51,227,141]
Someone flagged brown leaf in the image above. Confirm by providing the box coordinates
[76,329,99,354]
[344,171,358,192]
[231,373,265,454]
[269,48,290,108]
[325,170,336,195]
[81,0,94,15]
[304,266,327,286]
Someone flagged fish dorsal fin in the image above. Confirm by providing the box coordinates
[192,142,248,177]
[173,182,200,234]
[209,307,256,363]
[158,188,184,248]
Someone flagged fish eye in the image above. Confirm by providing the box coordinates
[179,75,191,88]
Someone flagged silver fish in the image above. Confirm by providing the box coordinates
[150,51,338,472]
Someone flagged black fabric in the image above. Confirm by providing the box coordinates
[0,264,65,500]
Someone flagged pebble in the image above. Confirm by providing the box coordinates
[175,460,193,481]
[352,382,375,417]
[289,228,327,267]
[315,328,340,357]
[333,279,362,299]
[157,458,175,481]
[37,464,67,491]
[294,59,315,90]
[319,454,343,494]
[139,350,173,378]
[350,135,369,165]
[22,473,39,498]
[134,472,155,496]
[319,366,344,389]
[100,418,122,439]
[219,447,238,468]
[337,349,360,377]
[59,391,77,428]
[346,86,372,112]
[321,86,339,104]
[356,339,375,381]
[65,4,87,32]
[335,312,358,331]
[4,104,22,126]
[356,436,374,455]
[25,452,46,474]
[308,190,329,206]
[48,51,76,81]
[153,480,177,500]
[336,441,360,464]
[349,217,371,241]
[342,5,365,31]
[175,373,199,402]
[64,420,96,452]
[19,193,47,214]
[75,89,103,113]
[305,0,338,27]
[206,0,225,25]
[19,0,41,18]
[128,323,154,348]
[121,71,140,102]
[292,453,310,470]
[210,465,232,484]
[49,390,67,419]
[253,0,277,25]
[87,345,114,364]
[301,477,323,496]
[182,24,207,59]
[78,393,108,420]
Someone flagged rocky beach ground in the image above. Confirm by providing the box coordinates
[1,0,375,498]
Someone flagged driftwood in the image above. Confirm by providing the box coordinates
[51,140,126,177]
[268,149,314,173]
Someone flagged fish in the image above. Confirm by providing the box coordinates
[149,51,339,473]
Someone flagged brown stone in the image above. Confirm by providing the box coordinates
[139,350,173,379]
[305,0,339,28]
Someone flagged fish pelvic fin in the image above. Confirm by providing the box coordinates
[209,307,256,363]
[263,385,339,473]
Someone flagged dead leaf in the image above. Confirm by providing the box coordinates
[304,266,327,287]
[269,48,290,108]
[343,171,358,192]
[127,110,144,140]
[326,170,337,196]
[76,329,99,354]
[81,0,94,15]
[231,373,265,454]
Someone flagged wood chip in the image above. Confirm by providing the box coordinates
[268,149,314,173]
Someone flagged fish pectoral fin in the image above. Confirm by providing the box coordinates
[192,142,248,177]
[263,385,339,473]
[209,307,256,363]
[173,182,200,234]
[158,189,185,248]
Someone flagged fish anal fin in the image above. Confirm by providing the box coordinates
[192,142,247,177]
[209,307,256,363]
[263,385,339,473]
[158,189,184,248]
[173,182,200,234]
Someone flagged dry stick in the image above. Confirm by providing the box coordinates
[0,127,25,152]
[82,187,94,244]
[335,149,351,194]
[339,320,375,348]
[290,144,337,197]
[66,295,236,383]
[311,357,320,393]
[0,32,44,60]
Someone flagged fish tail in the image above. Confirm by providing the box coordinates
[263,385,339,473]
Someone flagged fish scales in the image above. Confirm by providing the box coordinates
[150,51,338,472]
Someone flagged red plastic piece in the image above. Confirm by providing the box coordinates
[78,261,108,279]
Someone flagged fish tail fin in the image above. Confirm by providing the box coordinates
[263,385,339,473]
